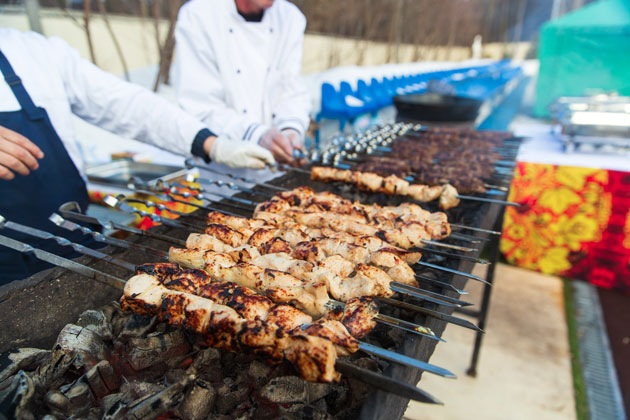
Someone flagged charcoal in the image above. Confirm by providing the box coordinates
[215,382,250,414]
[119,381,165,401]
[64,381,93,416]
[306,381,331,403]
[53,324,107,371]
[248,360,272,387]
[100,392,124,417]
[127,330,190,371]
[190,347,222,382]
[44,390,70,414]
[178,379,216,420]
[261,376,307,404]
[0,371,36,420]
[206,415,232,420]
[279,403,334,420]
[0,348,50,382]
[324,383,350,413]
[76,309,113,341]
[83,360,119,399]
[118,314,157,340]
[124,375,192,420]
[165,368,188,384]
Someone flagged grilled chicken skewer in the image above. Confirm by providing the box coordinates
[138,262,455,377]
[311,166,519,209]
[49,213,446,338]
[245,209,487,283]
[169,247,443,341]
[0,235,447,402]
[24,213,481,331]
[103,195,484,283]
[201,214,471,307]
[179,230,467,309]
[263,186,452,240]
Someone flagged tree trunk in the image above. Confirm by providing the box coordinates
[24,0,43,34]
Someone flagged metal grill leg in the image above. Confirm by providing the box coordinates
[466,207,506,377]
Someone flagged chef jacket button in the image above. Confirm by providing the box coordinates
[229,28,233,33]
[236,69,241,74]
[269,28,273,33]
[243,109,247,113]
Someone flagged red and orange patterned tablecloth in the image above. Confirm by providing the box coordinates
[501,162,630,294]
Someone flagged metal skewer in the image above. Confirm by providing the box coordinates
[378,297,481,332]
[124,179,245,219]
[450,223,501,236]
[0,234,449,399]
[117,196,208,224]
[103,196,200,232]
[0,234,126,290]
[415,248,490,264]
[167,183,256,213]
[415,262,490,285]
[352,341,453,381]
[188,174,275,199]
[447,233,482,244]
[0,215,136,272]
[58,201,187,247]
[184,158,287,192]
[390,282,472,307]
[485,184,510,192]
[388,284,462,308]
[49,213,169,261]
[413,273,467,295]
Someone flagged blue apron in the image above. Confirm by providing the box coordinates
[0,49,91,283]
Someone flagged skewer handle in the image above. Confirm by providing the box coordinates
[0,234,126,290]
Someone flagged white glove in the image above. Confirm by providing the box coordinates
[209,136,275,169]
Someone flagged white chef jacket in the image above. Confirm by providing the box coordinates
[0,28,208,178]
[173,0,311,144]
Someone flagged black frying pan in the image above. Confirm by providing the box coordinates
[393,93,483,122]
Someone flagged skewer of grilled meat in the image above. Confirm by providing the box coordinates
[201,217,419,288]
[266,186,451,240]
[206,211,424,265]
[128,263,453,379]
[189,220,470,307]
[311,166,460,210]
[135,263,366,349]
[167,247,439,339]
[253,205,444,251]
[121,271,339,382]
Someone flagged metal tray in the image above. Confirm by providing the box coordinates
[85,160,187,187]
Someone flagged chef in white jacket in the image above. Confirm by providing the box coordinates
[0,28,274,282]
[174,0,311,166]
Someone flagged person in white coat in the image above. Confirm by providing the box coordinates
[174,0,311,166]
[0,28,275,282]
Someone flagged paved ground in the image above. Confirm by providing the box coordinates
[404,263,576,420]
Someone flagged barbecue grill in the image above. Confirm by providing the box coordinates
[0,124,520,419]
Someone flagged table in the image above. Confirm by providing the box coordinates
[501,124,630,294]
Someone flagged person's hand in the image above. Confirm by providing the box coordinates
[204,135,275,169]
[282,128,308,167]
[0,125,44,181]
[258,128,296,166]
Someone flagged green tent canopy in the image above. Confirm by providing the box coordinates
[534,0,630,117]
